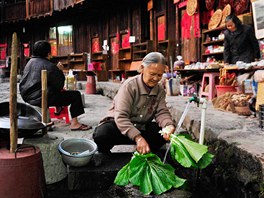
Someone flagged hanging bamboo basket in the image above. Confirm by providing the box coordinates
[220,4,231,26]
[208,9,223,30]
[186,0,198,16]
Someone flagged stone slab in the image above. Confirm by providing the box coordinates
[67,152,132,191]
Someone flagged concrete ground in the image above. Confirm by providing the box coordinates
[0,79,264,197]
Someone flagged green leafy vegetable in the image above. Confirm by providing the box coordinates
[197,152,214,169]
[115,129,214,195]
[114,163,130,186]
[114,152,186,195]
[170,134,214,169]
[170,135,198,168]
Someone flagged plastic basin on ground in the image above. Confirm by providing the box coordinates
[58,138,97,167]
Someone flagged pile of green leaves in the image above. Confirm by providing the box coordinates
[114,131,214,195]
[114,152,186,195]
[169,133,214,169]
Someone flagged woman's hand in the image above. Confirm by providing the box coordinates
[135,135,150,154]
[163,125,175,141]
[57,62,64,70]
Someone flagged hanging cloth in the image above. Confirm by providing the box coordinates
[205,0,215,10]
[231,0,250,15]
[181,11,192,39]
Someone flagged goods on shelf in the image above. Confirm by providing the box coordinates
[204,45,224,54]
[173,55,185,70]
[202,27,225,62]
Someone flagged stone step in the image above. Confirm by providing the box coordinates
[67,152,133,191]
[67,151,192,197]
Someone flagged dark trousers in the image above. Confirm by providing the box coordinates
[93,119,167,153]
[48,90,84,118]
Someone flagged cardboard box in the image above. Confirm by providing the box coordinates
[238,14,253,25]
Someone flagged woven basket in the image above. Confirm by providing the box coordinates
[220,4,231,26]
[186,0,198,16]
[234,106,251,116]
[208,9,223,30]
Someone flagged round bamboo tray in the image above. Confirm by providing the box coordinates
[186,0,198,16]
[220,4,231,26]
[208,9,223,30]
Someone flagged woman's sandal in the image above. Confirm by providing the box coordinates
[70,124,92,131]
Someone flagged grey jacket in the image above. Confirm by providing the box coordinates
[104,74,175,141]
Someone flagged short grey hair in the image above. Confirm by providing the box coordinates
[142,52,166,68]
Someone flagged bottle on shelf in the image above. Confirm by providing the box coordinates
[66,70,76,90]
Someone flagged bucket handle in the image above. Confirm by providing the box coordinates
[15,144,36,158]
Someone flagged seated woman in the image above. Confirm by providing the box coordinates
[19,40,91,131]
[93,52,176,154]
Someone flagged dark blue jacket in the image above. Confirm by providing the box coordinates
[19,56,65,107]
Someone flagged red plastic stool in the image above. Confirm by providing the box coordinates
[49,106,70,124]
[200,72,220,100]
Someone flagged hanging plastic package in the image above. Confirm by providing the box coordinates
[174,55,185,70]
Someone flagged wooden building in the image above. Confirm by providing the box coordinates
[0,0,252,81]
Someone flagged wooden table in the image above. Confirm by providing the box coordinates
[175,66,264,79]
[175,68,220,75]
[175,68,220,84]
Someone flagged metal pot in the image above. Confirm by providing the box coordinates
[0,102,52,138]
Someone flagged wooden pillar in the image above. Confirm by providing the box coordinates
[9,32,18,153]
[50,0,54,15]
[26,0,29,19]
[175,2,181,56]
[41,70,48,135]
[148,0,154,40]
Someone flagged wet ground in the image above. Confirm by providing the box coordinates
[47,179,112,198]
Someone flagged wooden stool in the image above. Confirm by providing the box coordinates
[200,72,220,100]
[49,106,70,124]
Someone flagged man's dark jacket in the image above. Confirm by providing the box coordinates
[19,56,65,107]
[224,24,260,64]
